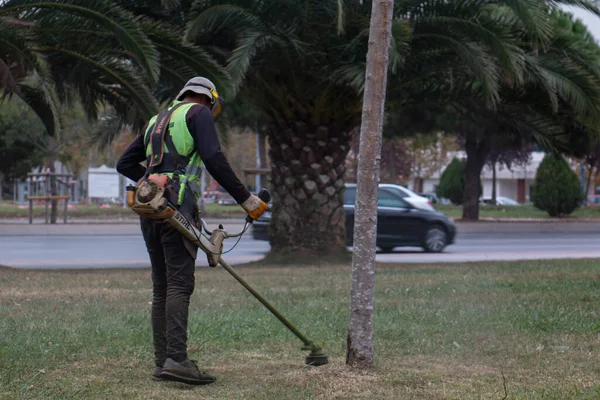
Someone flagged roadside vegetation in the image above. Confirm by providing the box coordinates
[436,204,600,220]
[0,202,246,220]
[4,201,600,221]
[1,259,599,399]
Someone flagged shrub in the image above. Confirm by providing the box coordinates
[437,158,465,205]
[532,155,582,217]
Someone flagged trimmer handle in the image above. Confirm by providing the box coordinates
[245,188,271,224]
[257,188,271,203]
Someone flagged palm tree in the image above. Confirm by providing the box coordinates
[0,0,230,144]
[381,2,600,220]
[187,0,574,258]
[0,0,230,223]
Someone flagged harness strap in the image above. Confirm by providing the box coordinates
[144,102,188,174]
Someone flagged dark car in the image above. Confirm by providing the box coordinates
[252,184,456,253]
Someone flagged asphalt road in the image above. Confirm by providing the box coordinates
[1,221,600,269]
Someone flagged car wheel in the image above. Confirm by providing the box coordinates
[422,225,447,253]
[379,245,395,253]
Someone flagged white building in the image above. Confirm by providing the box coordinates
[416,151,549,203]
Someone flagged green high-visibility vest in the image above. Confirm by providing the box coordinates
[144,101,203,204]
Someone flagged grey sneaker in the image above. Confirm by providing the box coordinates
[160,358,216,385]
[151,366,165,381]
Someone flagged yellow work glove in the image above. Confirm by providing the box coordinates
[241,194,268,220]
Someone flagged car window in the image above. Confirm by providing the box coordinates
[384,186,409,198]
[378,189,410,208]
[344,188,356,205]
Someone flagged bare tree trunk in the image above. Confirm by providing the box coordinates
[462,131,488,220]
[48,137,58,224]
[585,165,594,205]
[258,132,267,169]
[346,0,394,369]
[491,162,497,205]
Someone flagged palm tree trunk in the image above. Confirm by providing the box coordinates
[266,121,352,262]
[462,131,489,220]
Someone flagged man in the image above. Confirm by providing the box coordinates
[117,77,267,385]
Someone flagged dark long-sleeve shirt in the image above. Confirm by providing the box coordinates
[116,104,251,204]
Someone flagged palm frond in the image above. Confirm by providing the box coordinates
[186,4,264,41]
[547,0,600,16]
[412,33,501,107]
[0,21,53,95]
[16,75,61,136]
[34,46,158,119]
[2,0,160,84]
[88,109,129,150]
[139,19,232,98]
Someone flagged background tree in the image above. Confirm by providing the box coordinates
[455,8,600,219]
[532,154,582,216]
[188,0,565,259]
[0,98,45,199]
[582,141,600,202]
[484,141,533,204]
[382,4,600,220]
[436,158,466,205]
[405,133,458,193]
[346,133,411,185]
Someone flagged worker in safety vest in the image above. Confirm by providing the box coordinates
[117,77,267,385]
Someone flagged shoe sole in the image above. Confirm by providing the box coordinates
[151,375,165,382]
[160,371,216,385]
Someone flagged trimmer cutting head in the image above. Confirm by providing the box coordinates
[305,349,329,366]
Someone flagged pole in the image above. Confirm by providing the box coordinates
[256,132,261,191]
[218,257,312,347]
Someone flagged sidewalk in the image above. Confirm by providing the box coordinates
[0,219,246,236]
[1,219,599,237]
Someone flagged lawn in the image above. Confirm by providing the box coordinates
[0,202,245,220]
[436,203,600,220]
[1,260,600,399]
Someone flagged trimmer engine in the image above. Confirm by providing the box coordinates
[127,176,225,266]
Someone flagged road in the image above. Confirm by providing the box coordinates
[1,221,600,269]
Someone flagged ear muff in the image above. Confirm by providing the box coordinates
[208,87,223,118]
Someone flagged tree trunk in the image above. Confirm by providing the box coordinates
[585,165,594,205]
[48,137,58,224]
[346,0,394,369]
[462,131,488,220]
[267,122,352,261]
[0,173,4,201]
[491,162,497,205]
[258,132,267,168]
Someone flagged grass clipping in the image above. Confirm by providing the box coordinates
[1,260,600,399]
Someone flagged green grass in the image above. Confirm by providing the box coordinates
[0,202,245,220]
[1,260,600,399]
[436,204,600,219]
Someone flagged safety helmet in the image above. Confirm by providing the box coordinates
[176,77,223,118]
